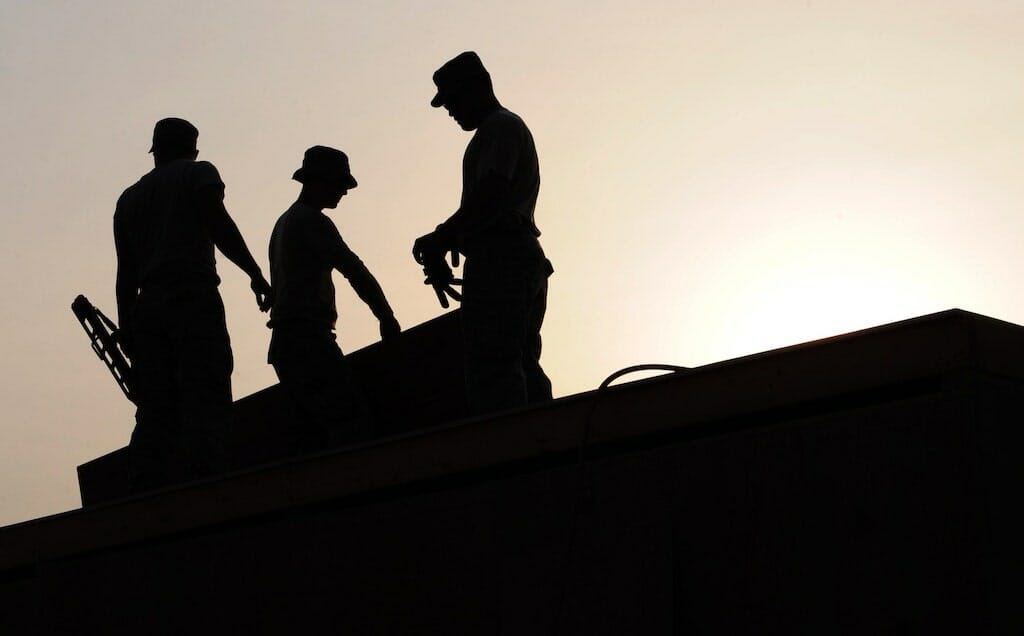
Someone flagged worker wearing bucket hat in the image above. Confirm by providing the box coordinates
[268,145,400,449]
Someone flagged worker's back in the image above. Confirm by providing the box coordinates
[114,158,223,293]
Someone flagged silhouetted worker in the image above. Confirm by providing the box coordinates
[413,51,553,415]
[268,146,400,448]
[114,117,272,492]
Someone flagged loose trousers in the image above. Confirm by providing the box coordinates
[461,226,553,415]
[129,287,233,492]
[269,327,371,450]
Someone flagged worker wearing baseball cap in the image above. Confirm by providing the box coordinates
[414,51,553,415]
[114,117,273,492]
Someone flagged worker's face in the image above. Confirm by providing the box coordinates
[443,89,482,131]
[323,183,348,209]
[307,180,348,209]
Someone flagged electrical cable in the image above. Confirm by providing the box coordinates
[549,363,690,633]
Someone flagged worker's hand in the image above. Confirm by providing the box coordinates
[432,278,462,308]
[412,229,449,266]
[422,253,453,283]
[379,315,401,342]
[250,273,273,312]
[422,257,462,308]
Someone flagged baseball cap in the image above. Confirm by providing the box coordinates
[430,51,490,108]
[149,117,198,154]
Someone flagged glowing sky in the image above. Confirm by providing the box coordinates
[3,1,1024,525]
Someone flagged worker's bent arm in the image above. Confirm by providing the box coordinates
[413,172,510,264]
[436,172,510,243]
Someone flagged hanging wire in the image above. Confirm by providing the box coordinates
[550,363,690,633]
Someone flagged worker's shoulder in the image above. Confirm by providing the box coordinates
[150,158,223,189]
[190,159,220,173]
[484,107,529,130]
[315,209,343,237]
[130,159,222,188]
[115,180,139,207]
[277,203,338,237]
[477,108,534,143]
[184,159,223,187]
[114,168,156,213]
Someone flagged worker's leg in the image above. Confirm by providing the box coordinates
[462,233,547,415]
[173,289,233,481]
[271,328,370,450]
[128,320,178,493]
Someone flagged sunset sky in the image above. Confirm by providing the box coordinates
[3,1,1024,525]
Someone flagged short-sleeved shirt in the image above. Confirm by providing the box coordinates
[268,201,379,331]
[114,159,224,293]
[462,108,541,238]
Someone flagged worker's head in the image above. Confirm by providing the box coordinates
[293,145,358,209]
[430,51,498,131]
[149,117,199,165]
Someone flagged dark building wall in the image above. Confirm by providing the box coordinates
[3,375,1020,634]
[4,310,1023,634]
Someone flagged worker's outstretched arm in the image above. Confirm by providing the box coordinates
[332,242,400,342]
[197,185,273,311]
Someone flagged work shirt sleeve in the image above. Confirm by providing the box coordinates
[310,217,394,321]
[189,161,226,198]
[453,111,539,239]
[469,115,522,183]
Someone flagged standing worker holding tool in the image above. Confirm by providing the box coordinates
[268,146,400,449]
[413,51,554,415]
[113,117,272,493]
